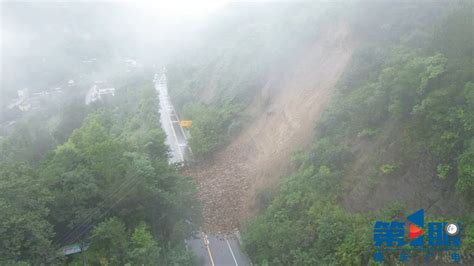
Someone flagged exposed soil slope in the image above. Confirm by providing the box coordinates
[187,23,354,232]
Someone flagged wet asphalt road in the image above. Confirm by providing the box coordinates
[186,231,251,266]
[155,70,251,266]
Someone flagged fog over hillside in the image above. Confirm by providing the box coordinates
[0,0,472,265]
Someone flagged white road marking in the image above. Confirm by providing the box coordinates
[156,73,186,162]
[226,238,239,266]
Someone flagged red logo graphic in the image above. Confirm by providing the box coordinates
[409,224,423,239]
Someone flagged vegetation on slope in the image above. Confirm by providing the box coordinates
[167,2,332,158]
[242,1,473,264]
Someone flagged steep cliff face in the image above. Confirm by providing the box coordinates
[185,22,354,232]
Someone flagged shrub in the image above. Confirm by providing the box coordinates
[380,164,397,175]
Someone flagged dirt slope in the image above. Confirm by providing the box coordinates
[188,23,354,232]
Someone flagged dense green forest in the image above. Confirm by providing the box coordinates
[0,73,199,264]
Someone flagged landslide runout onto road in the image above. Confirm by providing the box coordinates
[187,23,354,232]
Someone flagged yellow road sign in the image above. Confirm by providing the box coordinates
[180,120,192,128]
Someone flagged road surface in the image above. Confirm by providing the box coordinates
[154,70,251,266]
[186,231,251,266]
[155,72,190,163]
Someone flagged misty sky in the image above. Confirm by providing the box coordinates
[0,0,306,100]
[0,0,234,97]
